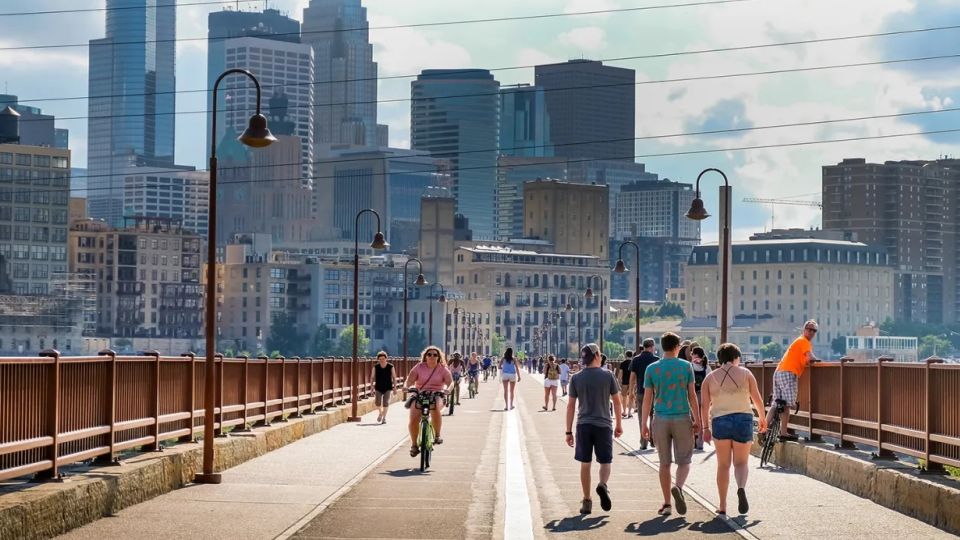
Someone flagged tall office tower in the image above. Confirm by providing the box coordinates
[87,0,176,226]
[222,36,315,189]
[535,60,635,162]
[411,69,500,240]
[500,85,552,157]
[302,0,388,146]
[206,7,301,157]
[823,158,960,324]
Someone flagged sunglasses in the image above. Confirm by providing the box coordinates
[805,328,818,334]
[425,352,440,358]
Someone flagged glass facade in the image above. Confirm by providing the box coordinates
[87,0,177,227]
[411,70,500,240]
[500,85,552,157]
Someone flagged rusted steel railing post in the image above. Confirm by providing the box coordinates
[277,356,288,422]
[805,359,823,442]
[305,357,316,414]
[237,354,250,432]
[760,360,773,415]
[214,353,225,437]
[180,352,197,443]
[319,357,327,411]
[922,356,946,474]
[259,354,271,427]
[873,356,897,460]
[143,350,163,452]
[35,349,62,482]
[97,349,121,462]
[291,356,304,418]
[836,357,856,449]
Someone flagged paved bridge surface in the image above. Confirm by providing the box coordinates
[53,374,954,540]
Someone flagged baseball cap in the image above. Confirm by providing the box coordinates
[581,343,600,356]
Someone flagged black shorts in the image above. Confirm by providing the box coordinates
[574,423,614,464]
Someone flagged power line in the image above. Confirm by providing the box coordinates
[0,0,248,17]
[39,104,960,185]
[0,0,763,51]
[28,125,960,196]
[15,22,960,107]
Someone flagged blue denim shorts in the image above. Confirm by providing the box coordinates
[711,413,755,443]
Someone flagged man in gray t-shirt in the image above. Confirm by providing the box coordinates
[566,343,623,515]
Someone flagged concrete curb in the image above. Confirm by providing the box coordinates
[0,397,391,540]
[754,438,960,535]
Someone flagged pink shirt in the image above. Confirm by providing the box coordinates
[411,362,452,392]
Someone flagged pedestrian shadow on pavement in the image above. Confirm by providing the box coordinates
[544,514,608,532]
[381,469,431,478]
[625,516,689,535]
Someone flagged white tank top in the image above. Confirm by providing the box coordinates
[708,366,754,419]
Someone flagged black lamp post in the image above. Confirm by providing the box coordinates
[403,259,427,362]
[428,283,445,345]
[585,274,605,354]
[567,292,582,355]
[453,305,465,354]
[197,68,276,485]
[686,168,731,344]
[614,240,641,353]
[349,209,389,422]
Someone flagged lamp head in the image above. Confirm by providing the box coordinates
[414,273,427,286]
[238,114,278,148]
[461,316,466,324]
[565,303,573,312]
[614,259,627,274]
[370,231,389,250]
[585,287,594,299]
[437,293,446,303]
[686,197,710,221]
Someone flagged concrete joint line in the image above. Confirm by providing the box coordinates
[504,403,536,540]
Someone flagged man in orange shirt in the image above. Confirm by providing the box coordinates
[767,320,819,441]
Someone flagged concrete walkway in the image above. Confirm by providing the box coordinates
[528,371,955,539]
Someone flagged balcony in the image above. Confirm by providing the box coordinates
[117,283,144,295]
[495,299,510,307]
[291,287,312,296]
[516,298,531,307]
[533,299,549,307]
[504,318,516,326]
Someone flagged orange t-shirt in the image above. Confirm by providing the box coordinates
[778,337,812,377]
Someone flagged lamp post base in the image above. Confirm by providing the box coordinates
[346,417,363,422]
[194,473,222,485]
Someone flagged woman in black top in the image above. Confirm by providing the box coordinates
[371,351,395,424]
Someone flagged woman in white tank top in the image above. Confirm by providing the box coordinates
[700,343,767,516]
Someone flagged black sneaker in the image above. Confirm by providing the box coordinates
[779,434,799,442]
[737,487,749,514]
[580,498,593,514]
[596,484,612,512]
[671,486,687,515]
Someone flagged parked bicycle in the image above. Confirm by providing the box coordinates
[760,395,799,467]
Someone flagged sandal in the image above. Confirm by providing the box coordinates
[435,437,444,445]
[658,504,672,516]
[410,445,419,457]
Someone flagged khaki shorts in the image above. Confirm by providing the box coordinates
[653,416,694,465]
[620,384,632,401]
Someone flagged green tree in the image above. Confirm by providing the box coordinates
[406,325,427,357]
[604,319,634,346]
[920,334,952,358]
[657,301,685,319]
[491,333,506,357]
[831,336,847,356]
[336,325,370,357]
[266,313,308,357]
[223,348,235,358]
[312,325,335,357]
[516,350,528,361]
[691,336,714,353]
[603,342,625,361]
[114,338,133,351]
[759,342,783,360]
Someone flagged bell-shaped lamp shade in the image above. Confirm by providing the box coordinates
[461,316,466,324]
[414,273,427,286]
[585,287,594,299]
[437,293,447,304]
[565,302,573,312]
[686,198,711,221]
[613,259,628,274]
[370,231,389,250]
[238,114,278,148]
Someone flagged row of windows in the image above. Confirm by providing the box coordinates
[0,168,70,186]
[0,244,66,260]
[0,225,67,242]
[693,247,889,266]
[0,153,68,169]
[0,207,68,223]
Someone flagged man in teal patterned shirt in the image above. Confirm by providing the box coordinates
[641,332,702,517]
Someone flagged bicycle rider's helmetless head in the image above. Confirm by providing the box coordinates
[421,346,446,366]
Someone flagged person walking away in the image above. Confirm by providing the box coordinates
[641,332,702,516]
[371,351,395,424]
[559,359,571,396]
[538,356,544,374]
[543,354,561,411]
[700,343,767,515]
[499,347,521,410]
[629,338,659,450]
[690,346,712,450]
[566,343,623,515]
[678,340,692,361]
[767,320,819,441]
[405,346,453,457]
[618,351,635,419]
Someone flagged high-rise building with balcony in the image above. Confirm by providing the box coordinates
[87,0,177,226]
[411,69,500,240]
[302,0,388,147]
[822,158,960,324]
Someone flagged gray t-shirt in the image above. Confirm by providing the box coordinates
[568,366,621,428]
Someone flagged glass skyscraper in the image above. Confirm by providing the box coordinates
[411,69,500,240]
[500,85,552,157]
[87,0,176,226]
[303,0,388,147]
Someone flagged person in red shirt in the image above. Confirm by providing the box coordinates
[767,320,819,441]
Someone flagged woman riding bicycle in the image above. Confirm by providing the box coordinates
[467,352,482,394]
[448,351,464,406]
[405,346,452,458]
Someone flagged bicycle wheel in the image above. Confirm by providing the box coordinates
[448,387,456,416]
[420,419,430,472]
[760,416,779,467]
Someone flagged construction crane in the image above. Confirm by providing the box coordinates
[742,196,822,230]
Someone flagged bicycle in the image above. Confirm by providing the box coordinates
[760,395,799,467]
[448,374,461,416]
[467,372,479,399]
[407,388,445,472]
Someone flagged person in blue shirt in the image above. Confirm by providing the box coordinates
[482,355,493,380]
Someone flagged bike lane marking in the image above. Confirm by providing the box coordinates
[504,409,536,540]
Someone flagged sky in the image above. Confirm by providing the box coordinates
[1,0,959,241]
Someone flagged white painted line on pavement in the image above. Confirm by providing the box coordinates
[504,410,536,540]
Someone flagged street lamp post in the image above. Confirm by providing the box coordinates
[585,275,605,354]
[453,306,465,354]
[552,312,561,357]
[197,68,276,485]
[349,209,389,422]
[686,168,731,343]
[403,259,427,362]
[428,283,445,345]
[614,240,641,353]
[567,292,583,355]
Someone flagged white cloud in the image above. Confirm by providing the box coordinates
[564,0,620,19]
[558,27,606,51]
[516,47,562,67]
[369,16,472,76]
[0,42,87,69]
